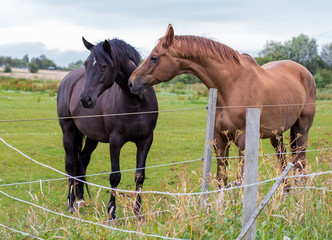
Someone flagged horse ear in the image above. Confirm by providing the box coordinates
[82,37,94,50]
[163,24,174,48]
[103,40,111,54]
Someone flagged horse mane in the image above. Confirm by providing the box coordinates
[170,35,241,65]
[93,38,141,68]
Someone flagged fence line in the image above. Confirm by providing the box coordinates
[0,190,184,240]
[1,101,331,123]
[0,134,329,188]
[1,136,331,196]
[0,223,44,240]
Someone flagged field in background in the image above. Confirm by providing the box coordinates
[0,67,69,81]
[0,75,331,239]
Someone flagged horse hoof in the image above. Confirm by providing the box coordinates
[107,219,117,226]
[68,206,75,213]
[74,199,86,208]
[135,215,145,225]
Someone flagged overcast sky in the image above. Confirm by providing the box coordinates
[1,0,331,66]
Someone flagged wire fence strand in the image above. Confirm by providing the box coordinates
[0,223,44,240]
[0,101,331,123]
[1,137,331,196]
[0,190,184,240]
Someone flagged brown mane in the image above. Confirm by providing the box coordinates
[168,35,241,65]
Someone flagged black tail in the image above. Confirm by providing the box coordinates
[290,126,297,156]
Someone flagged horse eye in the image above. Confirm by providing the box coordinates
[101,65,107,70]
[150,55,158,63]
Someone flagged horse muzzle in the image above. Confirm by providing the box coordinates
[80,95,95,109]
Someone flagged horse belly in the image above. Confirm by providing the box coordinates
[260,105,302,138]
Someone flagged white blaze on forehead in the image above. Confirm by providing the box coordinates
[93,57,97,67]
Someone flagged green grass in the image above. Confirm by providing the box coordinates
[0,87,331,239]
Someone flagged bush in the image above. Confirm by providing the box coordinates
[4,64,11,73]
[314,69,332,88]
[28,62,39,73]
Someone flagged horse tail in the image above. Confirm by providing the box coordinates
[290,125,297,157]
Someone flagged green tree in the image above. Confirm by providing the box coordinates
[321,43,332,68]
[4,64,11,73]
[285,34,319,73]
[314,68,332,88]
[21,54,29,67]
[67,60,84,70]
[258,40,288,61]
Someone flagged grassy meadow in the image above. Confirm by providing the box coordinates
[0,77,331,239]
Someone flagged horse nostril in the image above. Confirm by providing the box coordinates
[86,96,92,105]
[128,81,133,90]
[80,95,93,108]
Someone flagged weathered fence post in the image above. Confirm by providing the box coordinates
[200,88,217,210]
[241,108,260,239]
[237,162,294,240]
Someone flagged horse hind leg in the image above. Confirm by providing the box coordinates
[290,118,312,185]
[60,119,83,213]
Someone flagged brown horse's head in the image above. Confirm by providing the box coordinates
[80,37,117,108]
[128,24,180,95]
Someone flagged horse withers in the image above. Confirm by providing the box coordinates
[57,37,158,220]
[128,24,316,188]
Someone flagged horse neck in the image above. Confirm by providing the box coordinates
[176,55,243,97]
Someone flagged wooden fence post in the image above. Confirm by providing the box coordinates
[237,162,294,240]
[241,108,260,239]
[200,88,217,210]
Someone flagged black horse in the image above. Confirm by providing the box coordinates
[57,37,158,220]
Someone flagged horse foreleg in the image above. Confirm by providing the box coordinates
[76,137,98,203]
[134,134,153,220]
[235,133,245,184]
[270,134,287,169]
[270,134,290,194]
[214,134,230,188]
[108,135,124,221]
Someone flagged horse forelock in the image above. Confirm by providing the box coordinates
[162,35,241,65]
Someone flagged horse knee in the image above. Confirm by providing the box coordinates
[109,172,121,188]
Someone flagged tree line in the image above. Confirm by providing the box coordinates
[0,54,57,73]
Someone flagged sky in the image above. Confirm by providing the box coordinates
[0,0,331,67]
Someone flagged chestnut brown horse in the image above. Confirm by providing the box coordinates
[57,37,158,220]
[128,24,316,186]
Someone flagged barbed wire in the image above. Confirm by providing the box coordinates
[0,190,185,240]
[0,223,44,240]
[0,101,331,123]
[1,137,331,196]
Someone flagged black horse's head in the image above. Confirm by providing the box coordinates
[80,37,116,108]
[80,37,141,108]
